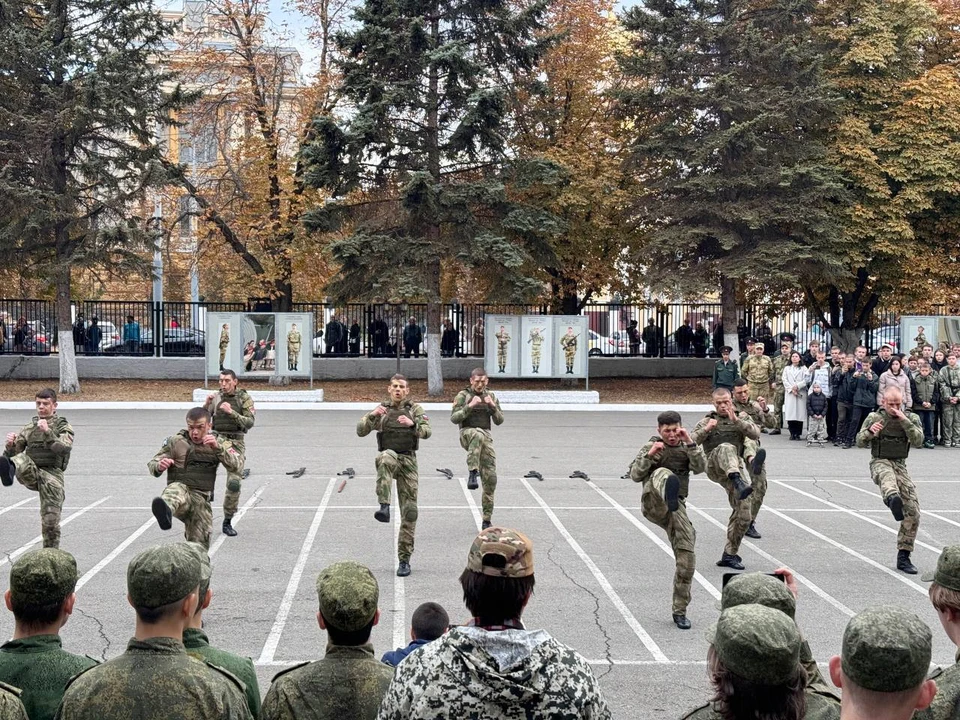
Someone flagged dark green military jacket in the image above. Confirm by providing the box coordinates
[0,635,96,720]
[681,688,839,720]
[183,628,260,719]
[0,681,27,720]
[55,637,251,720]
[914,648,960,720]
[260,643,394,720]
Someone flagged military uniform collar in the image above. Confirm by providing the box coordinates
[385,399,412,409]
[323,642,376,659]
[182,628,210,648]
[127,636,186,654]
[1,634,63,652]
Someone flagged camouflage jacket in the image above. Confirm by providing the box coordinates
[450,389,504,428]
[915,648,960,720]
[376,626,611,719]
[204,390,256,437]
[0,635,96,720]
[3,415,74,479]
[0,682,27,720]
[629,437,706,484]
[183,629,260,719]
[741,355,773,385]
[356,401,432,441]
[681,688,839,720]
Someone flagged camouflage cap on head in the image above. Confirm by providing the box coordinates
[720,572,796,620]
[922,545,960,592]
[466,527,534,578]
[184,542,212,597]
[841,606,932,692]
[127,543,202,609]
[708,604,801,685]
[10,549,78,607]
[316,561,379,632]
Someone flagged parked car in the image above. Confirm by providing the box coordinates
[2,320,52,354]
[97,320,120,351]
[104,328,205,356]
[863,326,900,356]
[587,330,627,356]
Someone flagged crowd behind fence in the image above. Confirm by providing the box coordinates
[0,298,948,359]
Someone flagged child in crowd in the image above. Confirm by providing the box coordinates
[807,382,828,446]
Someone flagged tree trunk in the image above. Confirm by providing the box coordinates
[833,327,861,354]
[720,274,739,352]
[56,265,79,394]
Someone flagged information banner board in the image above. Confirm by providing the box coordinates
[485,315,520,377]
[206,312,313,381]
[520,315,554,377]
[552,315,589,378]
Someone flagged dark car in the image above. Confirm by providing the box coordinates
[2,320,53,355]
[104,328,205,356]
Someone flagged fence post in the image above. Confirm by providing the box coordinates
[153,302,163,358]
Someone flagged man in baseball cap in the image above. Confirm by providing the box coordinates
[916,546,960,720]
[829,606,936,720]
[378,527,611,719]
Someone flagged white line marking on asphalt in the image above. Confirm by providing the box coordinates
[829,479,960,532]
[258,478,336,664]
[458,478,483,530]
[0,497,109,569]
[521,479,670,663]
[393,501,405,650]
[586,483,721,600]
[209,486,268,559]
[0,498,35,515]
[77,518,155,590]
[687,504,854,617]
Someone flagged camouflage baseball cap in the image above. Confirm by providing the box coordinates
[466,527,534,578]
[127,543,202,609]
[9,549,78,607]
[708,604,801,685]
[841,606,932,692]
[922,545,960,592]
[316,561,379,632]
[185,542,212,598]
[720,573,796,620]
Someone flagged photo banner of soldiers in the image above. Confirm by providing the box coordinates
[520,316,554,377]
[206,312,313,382]
[900,315,940,357]
[485,315,520,377]
[277,313,313,377]
[206,313,242,378]
[552,315,588,378]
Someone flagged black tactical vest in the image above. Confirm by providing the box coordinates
[655,439,692,496]
[871,413,911,460]
[459,391,492,430]
[212,391,246,437]
[701,414,745,455]
[167,434,221,492]
[377,406,419,453]
[25,417,70,472]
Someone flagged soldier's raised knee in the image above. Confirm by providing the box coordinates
[403,505,418,523]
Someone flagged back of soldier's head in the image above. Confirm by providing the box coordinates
[411,602,449,642]
[459,527,535,625]
[720,572,796,620]
[8,549,78,630]
[316,561,379,646]
[127,543,202,624]
[926,545,960,615]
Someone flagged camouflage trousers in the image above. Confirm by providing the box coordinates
[11,454,64,548]
[773,386,785,428]
[748,382,770,404]
[641,468,696,615]
[941,402,960,445]
[161,482,213,549]
[460,429,497,522]
[741,438,767,522]
[565,352,575,371]
[870,458,920,552]
[531,349,541,370]
[375,450,419,562]
[222,437,245,519]
[706,444,752,556]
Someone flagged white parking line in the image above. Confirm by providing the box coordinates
[0,497,110,569]
[0,498,35,516]
[829,479,960,533]
[458,478,483,531]
[209,486,268,559]
[393,502,405,650]
[258,478,336,664]
[521,479,669,663]
[77,518,155,590]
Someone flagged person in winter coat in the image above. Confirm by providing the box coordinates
[845,364,879,448]
[911,361,941,448]
[878,357,912,410]
[806,383,829,446]
[781,351,810,440]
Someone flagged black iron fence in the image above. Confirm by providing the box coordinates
[0,299,955,358]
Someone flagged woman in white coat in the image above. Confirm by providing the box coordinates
[782,351,811,440]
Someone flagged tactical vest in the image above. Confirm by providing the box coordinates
[25,417,70,472]
[167,433,221,492]
[734,400,760,426]
[655,440,692,497]
[212,392,246,437]
[701,414,745,455]
[871,413,911,460]
[377,406,419,453]
[459,391,492,430]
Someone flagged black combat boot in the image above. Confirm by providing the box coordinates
[467,470,479,490]
[396,560,411,577]
[885,494,905,521]
[481,520,491,530]
[750,448,766,476]
[716,553,745,570]
[664,473,680,512]
[745,522,761,539]
[374,503,390,523]
[222,519,238,537]
[151,497,172,530]
[0,457,14,487]
[897,550,918,575]
[768,428,781,436]
[729,472,753,501]
[672,613,691,630]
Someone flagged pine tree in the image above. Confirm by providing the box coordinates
[0,0,188,392]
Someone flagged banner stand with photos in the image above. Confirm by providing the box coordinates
[206,312,314,388]
[485,314,590,388]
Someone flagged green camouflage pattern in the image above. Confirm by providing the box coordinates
[772,354,791,426]
[841,606,932,692]
[922,545,960,591]
[54,637,251,720]
[528,329,544,371]
[127,542,202,608]
[183,629,260,719]
[681,690,839,720]
[703,442,752,556]
[642,467,697,614]
[316,562,379,632]
[218,326,230,367]
[4,415,74,479]
[466,527,534,578]
[452,388,504,522]
[915,649,960,720]
[0,682,27,720]
[148,431,243,493]
[495,330,510,369]
[9,549,76,607]
[0,635,96,720]
[710,604,801,685]
[741,355,773,401]
[560,332,578,372]
[206,390,255,519]
[8,461,64,548]
[261,644,394,720]
[734,399,775,520]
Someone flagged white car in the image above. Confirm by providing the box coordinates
[588,330,627,356]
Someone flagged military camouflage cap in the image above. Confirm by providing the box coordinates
[466,527,534,578]
[720,572,796,620]
[922,545,960,592]
[316,561,379,632]
[127,543,202,609]
[9,549,78,606]
[708,604,801,685]
[841,606,932,692]
[185,542,212,597]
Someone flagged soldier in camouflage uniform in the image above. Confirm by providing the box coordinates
[204,369,255,538]
[527,327,544,373]
[0,389,74,548]
[939,353,960,446]
[0,684,26,720]
[287,324,302,371]
[451,369,504,529]
[740,343,774,409]
[494,326,510,373]
[0,549,97,720]
[829,607,935,720]
[917,546,960,720]
[630,410,706,630]
[770,341,793,433]
[261,561,394,720]
[856,387,924,575]
[560,326,579,374]
[148,407,243,549]
[218,324,230,369]
[56,543,251,720]
[691,388,758,571]
[357,374,432,577]
[732,379,777,539]
[378,527,611,719]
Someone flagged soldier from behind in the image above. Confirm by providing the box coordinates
[0,389,74,548]
[629,410,706,630]
[0,685,26,720]
[829,607,936,720]
[450,368,504,530]
[55,543,251,720]
[357,374,432,577]
[0,549,96,720]
[183,544,260,718]
[917,545,960,720]
[261,561,393,720]
[732,379,776,540]
[204,370,256,538]
[856,387,924,574]
[381,602,449,667]
[148,407,243,548]
[377,527,611,719]
[691,388,758,571]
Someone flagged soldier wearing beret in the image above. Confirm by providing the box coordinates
[148,406,243,548]
[917,546,960,720]
[182,544,261,718]
[55,543,251,720]
[260,561,393,720]
[712,346,740,392]
[0,388,74,548]
[829,607,936,720]
[0,549,96,720]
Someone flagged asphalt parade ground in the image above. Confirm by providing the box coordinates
[0,406,957,718]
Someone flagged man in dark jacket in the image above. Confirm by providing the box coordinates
[872,343,894,377]
[845,363,879,449]
[381,602,448,667]
[642,319,661,358]
[403,318,423,358]
[833,355,857,447]
[324,314,344,355]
